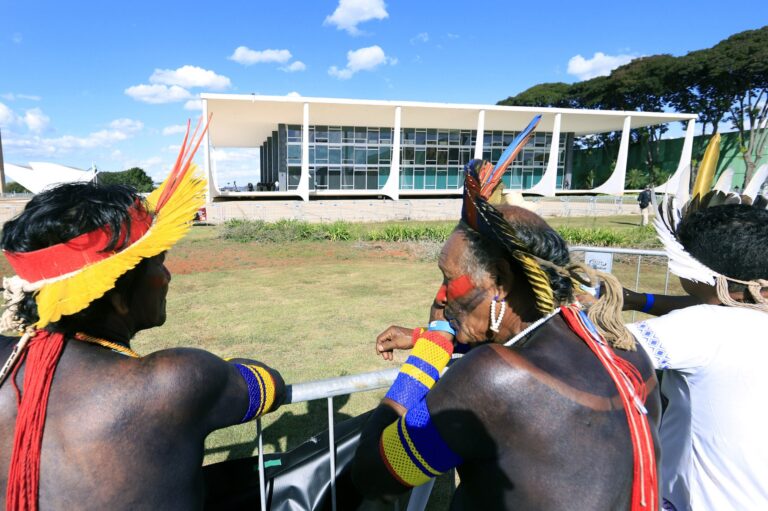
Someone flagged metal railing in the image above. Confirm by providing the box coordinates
[246,246,671,510]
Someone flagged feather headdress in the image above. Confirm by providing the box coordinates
[460,115,560,315]
[1,117,209,332]
[655,133,768,308]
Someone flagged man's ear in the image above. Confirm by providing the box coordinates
[493,258,515,298]
[108,290,130,316]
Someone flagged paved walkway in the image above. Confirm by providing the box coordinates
[1,196,641,226]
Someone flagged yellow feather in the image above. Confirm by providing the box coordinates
[34,168,206,328]
[513,252,555,314]
[692,133,721,199]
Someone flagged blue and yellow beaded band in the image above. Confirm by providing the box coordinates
[233,363,277,423]
[379,399,462,487]
[385,331,454,411]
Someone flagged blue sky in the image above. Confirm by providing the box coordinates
[1,0,766,184]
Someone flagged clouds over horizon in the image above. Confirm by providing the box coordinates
[125,65,230,104]
[329,45,396,79]
[324,0,388,35]
[4,117,144,158]
[228,46,305,73]
[567,52,637,81]
[0,102,50,133]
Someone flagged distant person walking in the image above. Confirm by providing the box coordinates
[638,184,652,226]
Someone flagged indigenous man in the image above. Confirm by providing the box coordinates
[621,163,768,509]
[0,124,285,510]
[353,117,660,510]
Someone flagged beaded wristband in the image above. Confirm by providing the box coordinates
[641,293,655,313]
[233,363,278,422]
[385,331,454,411]
[428,320,456,336]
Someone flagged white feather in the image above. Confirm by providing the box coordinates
[713,168,734,193]
[743,164,768,200]
[654,196,718,285]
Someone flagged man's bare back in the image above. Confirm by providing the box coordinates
[0,335,282,510]
[354,315,659,510]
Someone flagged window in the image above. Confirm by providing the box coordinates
[329,127,342,144]
[448,148,459,164]
[437,148,448,165]
[449,130,460,144]
[343,126,355,143]
[461,130,473,146]
[415,148,426,165]
[427,129,437,144]
[426,147,437,165]
[343,166,354,189]
[315,145,328,163]
[355,127,367,144]
[367,148,378,165]
[343,146,354,164]
[367,128,379,145]
[315,126,328,143]
[329,147,341,164]
[415,129,426,145]
[402,128,416,145]
[287,144,301,164]
[355,148,367,165]
[379,146,391,164]
[287,125,302,143]
[380,127,392,143]
[403,147,415,164]
[425,168,436,189]
[437,130,449,146]
[379,166,390,187]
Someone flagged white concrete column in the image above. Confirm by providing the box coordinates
[592,115,632,195]
[202,100,218,202]
[297,102,310,201]
[655,118,695,198]
[528,113,561,196]
[381,106,401,200]
[474,110,485,160]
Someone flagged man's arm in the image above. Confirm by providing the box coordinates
[622,288,703,316]
[140,348,286,434]
[353,338,497,500]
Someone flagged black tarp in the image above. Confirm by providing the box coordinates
[203,411,411,511]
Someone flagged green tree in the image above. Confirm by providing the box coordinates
[497,82,576,108]
[626,169,647,189]
[710,26,768,185]
[96,167,155,192]
[5,181,30,193]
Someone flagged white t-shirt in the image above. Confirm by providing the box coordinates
[627,305,768,511]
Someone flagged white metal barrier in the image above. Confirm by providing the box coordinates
[246,246,671,510]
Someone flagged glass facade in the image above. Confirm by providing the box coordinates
[262,123,567,192]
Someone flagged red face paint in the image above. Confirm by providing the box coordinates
[446,274,474,301]
[435,284,447,303]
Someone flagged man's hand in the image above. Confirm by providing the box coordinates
[375,325,416,361]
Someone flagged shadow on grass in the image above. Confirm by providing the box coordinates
[205,395,353,461]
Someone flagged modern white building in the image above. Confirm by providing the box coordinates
[201,94,698,201]
[4,162,97,194]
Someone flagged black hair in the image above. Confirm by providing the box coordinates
[1,182,149,330]
[458,211,573,308]
[678,204,768,291]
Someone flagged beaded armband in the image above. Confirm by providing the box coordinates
[385,330,454,411]
[233,363,278,423]
[379,399,462,487]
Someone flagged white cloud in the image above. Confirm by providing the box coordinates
[184,99,203,111]
[162,124,187,136]
[228,46,292,65]
[567,52,636,81]
[286,91,302,97]
[1,93,41,101]
[280,61,306,73]
[23,108,50,133]
[109,118,143,132]
[410,32,429,44]
[12,33,22,44]
[0,102,17,127]
[324,0,388,35]
[328,45,395,79]
[149,65,231,90]
[3,118,145,157]
[446,33,459,40]
[125,84,192,104]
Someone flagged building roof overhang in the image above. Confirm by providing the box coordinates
[201,94,697,148]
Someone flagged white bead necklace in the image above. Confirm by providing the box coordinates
[503,307,561,347]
